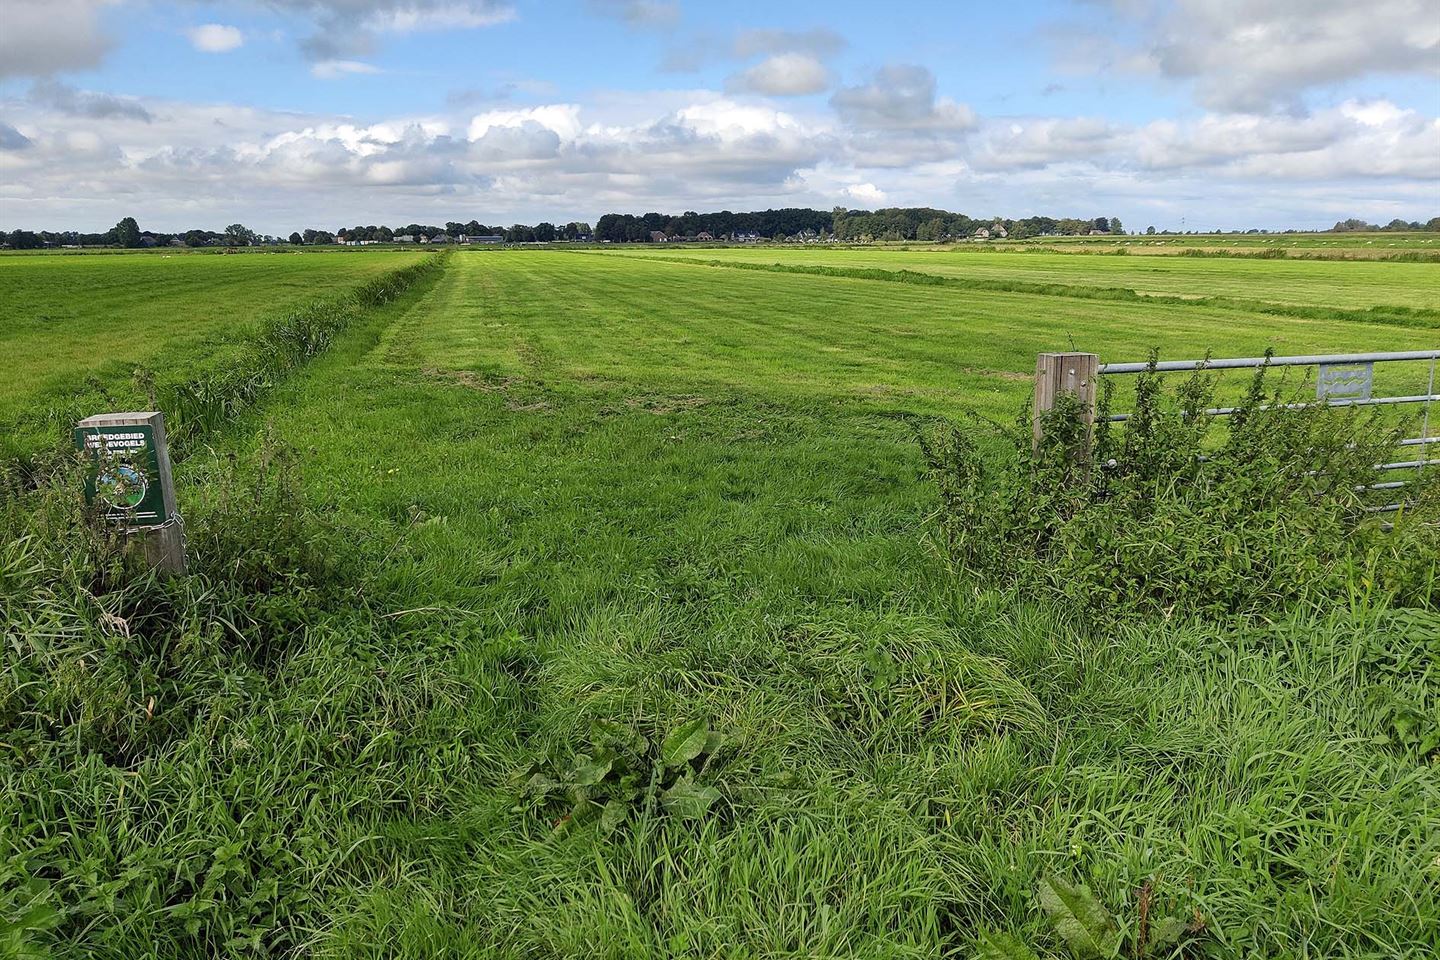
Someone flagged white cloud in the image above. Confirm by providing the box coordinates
[0,76,1434,234]
[29,79,152,122]
[831,65,976,167]
[363,2,516,32]
[971,117,1123,171]
[0,0,115,78]
[733,27,845,59]
[256,0,516,60]
[832,65,975,133]
[842,182,886,204]
[727,53,831,97]
[311,59,383,79]
[1096,0,1440,111]
[186,24,244,53]
[467,105,583,140]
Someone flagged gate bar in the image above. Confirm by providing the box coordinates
[1100,349,1440,375]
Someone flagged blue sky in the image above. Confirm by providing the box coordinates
[2,1,1437,233]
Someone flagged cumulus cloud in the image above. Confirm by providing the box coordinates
[1134,101,1440,179]
[186,24,244,53]
[968,99,1439,182]
[727,53,831,96]
[0,88,836,230]
[832,65,975,132]
[970,117,1123,171]
[1,67,1434,233]
[0,0,115,78]
[832,65,976,167]
[842,182,885,204]
[29,80,153,123]
[1100,0,1440,111]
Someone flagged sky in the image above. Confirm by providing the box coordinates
[1,0,1437,234]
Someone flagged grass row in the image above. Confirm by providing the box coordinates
[596,253,1440,331]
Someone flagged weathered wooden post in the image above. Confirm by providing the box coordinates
[74,411,186,575]
[1033,352,1100,451]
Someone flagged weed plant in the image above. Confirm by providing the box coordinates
[920,355,1440,618]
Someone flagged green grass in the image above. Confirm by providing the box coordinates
[0,249,421,425]
[602,244,1440,311]
[3,250,1437,958]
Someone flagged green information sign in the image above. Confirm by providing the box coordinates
[74,423,172,526]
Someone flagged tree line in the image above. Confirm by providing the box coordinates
[1330,217,1440,232]
[7,210,1439,251]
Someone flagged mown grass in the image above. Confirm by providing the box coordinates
[2,251,1437,958]
[0,249,422,426]
[602,245,1440,312]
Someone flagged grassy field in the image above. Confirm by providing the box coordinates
[0,249,420,426]
[3,248,1438,958]
[604,245,1440,311]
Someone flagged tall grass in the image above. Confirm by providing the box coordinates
[919,357,1440,618]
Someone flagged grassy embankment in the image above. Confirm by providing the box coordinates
[2,250,1437,958]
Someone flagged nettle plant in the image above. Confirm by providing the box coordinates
[520,717,729,834]
[979,875,1206,960]
[920,352,1439,618]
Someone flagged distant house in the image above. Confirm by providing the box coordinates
[649,231,668,243]
[429,233,452,243]
[973,227,991,240]
[695,231,714,241]
[460,234,505,244]
[991,223,1008,239]
[394,234,416,243]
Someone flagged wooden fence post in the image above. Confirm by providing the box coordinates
[1033,352,1100,450]
[75,411,186,575]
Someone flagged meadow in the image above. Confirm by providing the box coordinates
[2,246,1437,958]
[0,249,419,428]
[605,244,1440,311]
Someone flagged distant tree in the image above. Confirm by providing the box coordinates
[1385,218,1411,231]
[289,231,303,245]
[114,216,142,248]
[6,229,42,249]
[223,223,256,246]
[183,229,209,247]
[1108,217,1124,235]
[533,221,556,242]
[1092,216,1110,233]
[1145,225,1156,235]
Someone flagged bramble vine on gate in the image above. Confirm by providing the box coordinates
[919,353,1440,617]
